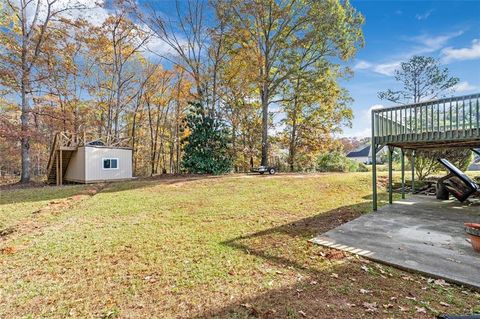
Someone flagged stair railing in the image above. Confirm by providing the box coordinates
[46,132,60,176]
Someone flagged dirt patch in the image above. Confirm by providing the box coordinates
[31,184,106,216]
[1,184,106,247]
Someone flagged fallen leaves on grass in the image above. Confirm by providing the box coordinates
[432,279,450,287]
[298,310,307,317]
[321,249,347,260]
[0,246,16,254]
[415,306,427,314]
[362,302,378,312]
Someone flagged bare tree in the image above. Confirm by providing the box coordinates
[2,0,87,182]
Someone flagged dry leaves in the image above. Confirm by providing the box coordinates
[362,302,378,312]
[0,246,16,254]
[415,306,427,314]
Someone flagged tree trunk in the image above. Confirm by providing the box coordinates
[288,79,300,172]
[260,85,269,166]
[289,118,297,172]
[20,74,30,183]
[169,138,174,174]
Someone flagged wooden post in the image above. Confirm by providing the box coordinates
[411,150,416,193]
[56,151,60,186]
[401,148,405,199]
[388,146,394,204]
[372,111,377,211]
[59,150,63,186]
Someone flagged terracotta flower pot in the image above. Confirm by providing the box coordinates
[464,223,480,230]
[465,225,480,253]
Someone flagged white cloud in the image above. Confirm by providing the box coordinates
[11,0,111,27]
[144,34,189,59]
[415,9,434,21]
[453,81,478,93]
[354,60,372,70]
[354,30,465,77]
[441,39,480,62]
[342,104,385,138]
[354,59,400,76]
[372,62,401,76]
[408,31,464,54]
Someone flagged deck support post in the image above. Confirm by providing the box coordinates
[401,148,405,199]
[372,112,377,211]
[388,146,394,204]
[411,150,416,194]
[56,151,60,186]
[59,149,63,186]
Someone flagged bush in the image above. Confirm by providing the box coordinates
[316,151,366,172]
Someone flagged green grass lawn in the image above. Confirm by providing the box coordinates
[1,173,479,318]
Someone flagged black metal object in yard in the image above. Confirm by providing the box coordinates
[250,166,277,175]
[437,158,480,202]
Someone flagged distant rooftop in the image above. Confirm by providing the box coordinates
[347,145,370,158]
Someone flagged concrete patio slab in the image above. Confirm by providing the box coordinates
[311,195,480,289]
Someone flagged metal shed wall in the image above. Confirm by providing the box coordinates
[64,147,86,182]
[85,146,132,182]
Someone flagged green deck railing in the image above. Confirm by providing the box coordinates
[372,93,480,145]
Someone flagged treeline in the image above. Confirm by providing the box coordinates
[0,0,364,181]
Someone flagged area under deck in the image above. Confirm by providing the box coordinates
[311,196,480,289]
[371,93,480,211]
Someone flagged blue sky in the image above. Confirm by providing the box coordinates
[101,0,479,139]
[139,0,480,139]
[342,0,480,138]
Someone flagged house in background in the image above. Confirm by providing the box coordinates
[346,144,386,165]
[47,132,133,185]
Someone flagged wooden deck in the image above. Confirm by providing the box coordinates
[372,93,479,149]
[371,93,480,211]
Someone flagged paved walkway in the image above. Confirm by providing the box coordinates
[311,196,480,289]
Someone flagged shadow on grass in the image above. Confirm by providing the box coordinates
[193,202,379,318]
[194,193,479,318]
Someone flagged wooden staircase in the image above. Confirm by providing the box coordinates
[46,132,81,185]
